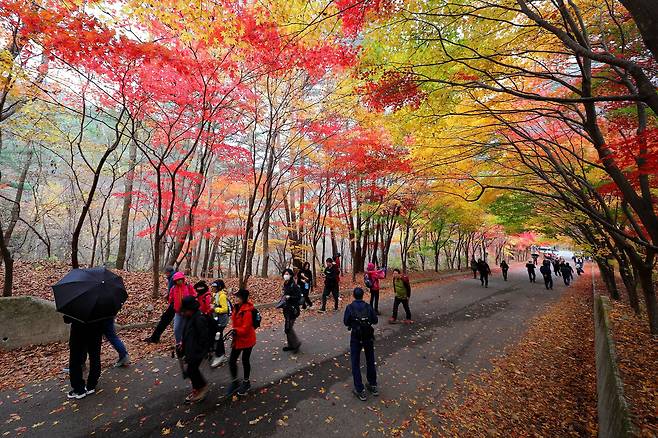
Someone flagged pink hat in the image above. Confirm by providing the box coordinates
[172,272,185,281]
[367,262,375,271]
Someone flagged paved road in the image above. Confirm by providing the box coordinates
[1,265,574,437]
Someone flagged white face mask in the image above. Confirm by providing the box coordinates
[283,274,291,281]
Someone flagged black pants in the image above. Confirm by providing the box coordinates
[284,310,301,349]
[554,267,561,276]
[543,275,553,290]
[229,347,253,381]
[215,326,226,357]
[186,358,206,389]
[480,273,489,287]
[392,297,411,320]
[150,303,175,341]
[472,269,477,279]
[563,275,571,286]
[369,289,380,313]
[301,292,313,309]
[502,269,508,281]
[69,322,103,394]
[527,271,536,282]
[321,284,339,310]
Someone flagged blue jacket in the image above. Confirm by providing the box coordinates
[343,299,378,335]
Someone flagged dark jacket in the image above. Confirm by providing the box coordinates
[500,261,509,271]
[343,299,378,338]
[297,269,313,292]
[324,264,339,287]
[526,263,536,272]
[181,310,210,363]
[477,261,491,275]
[539,264,552,277]
[282,280,302,318]
[560,264,574,277]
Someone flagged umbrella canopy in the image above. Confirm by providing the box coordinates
[52,267,128,323]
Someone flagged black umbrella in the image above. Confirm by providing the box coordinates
[52,267,128,323]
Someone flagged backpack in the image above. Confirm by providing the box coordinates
[251,308,262,329]
[352,305,374,341]
[364,273,373,289]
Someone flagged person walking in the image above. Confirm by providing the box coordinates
[179,296,210,404]
[66,317,103,399]
[389,269,412,324]
[552,259,561,277]
[500,260,509,281]
[320,257,340,312]
[470,258,478,279]
[476,259,491,288]
[103,317,130,368]
[561,262,574,286]
[365,262,386,315]
[281,269,302,353]
[210,279,231,368]
[539,260,553,290]
[525,260,537,283]
[343,287,378,401]
[169,272,195,345]
[227,289,256,397]
[297,262,314,309]
[144,266,176,343]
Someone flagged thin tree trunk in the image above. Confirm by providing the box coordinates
[115,138,137,269]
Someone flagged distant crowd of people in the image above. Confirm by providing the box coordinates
[66,254,416,404]
[469,254,585,291]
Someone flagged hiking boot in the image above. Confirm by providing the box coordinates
[187,385,208,403]
[403,319,414,324]
[210,355,228,368]
[353,389,367,401]
[226,380,240,397]
[237,380,251,396]
[114,355,130,368]
[318,308,326,313]
[85,387,96,396]
[144,336,159,344]
[282,346,293,352]
[185,389,198,403]
[388,317,397,324]
[366,384,379,396]
[67,390,86,400]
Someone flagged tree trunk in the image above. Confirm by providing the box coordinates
[619,0,658,64]
[636,263,658,335]
[597,258,620,300]
[115,138,137,270]
[4,149,32,242]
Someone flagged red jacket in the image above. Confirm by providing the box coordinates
[197,291,213,315]
[366,264,386,291]
[169,283,195,313]
[232,301,256,349]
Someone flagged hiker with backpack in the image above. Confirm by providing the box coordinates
[210,279,231,368]
[320,257,340,312]
[525,261,537,283]
[365,263,386,315]
[343,287,379,401]
[539,260,553,290]
[500,260,509,281]
[194,280,217,361]
[227,289,259,397]
[280,268,302,353]
[476,258,491,288]
[389,269,413,324]
[179,296,211,404]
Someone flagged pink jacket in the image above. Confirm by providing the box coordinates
[168,272,195,313]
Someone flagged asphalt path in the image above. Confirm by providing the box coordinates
[1,264,574,437]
